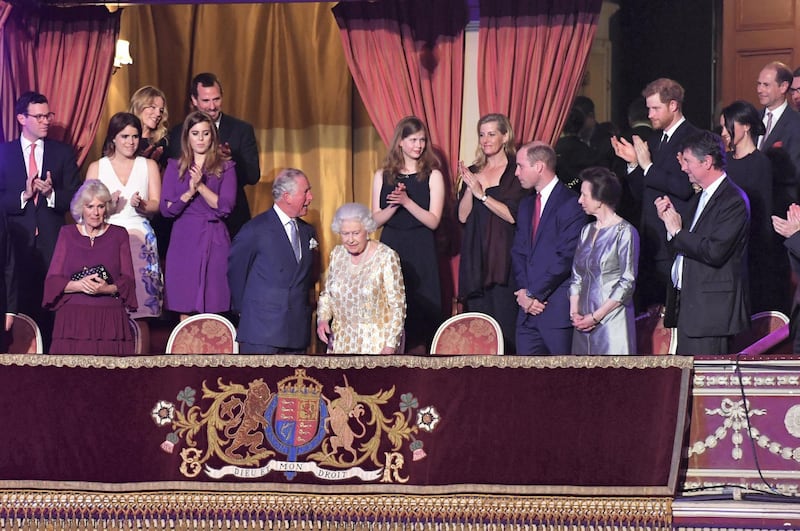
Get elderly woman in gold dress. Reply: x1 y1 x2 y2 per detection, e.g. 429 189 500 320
317 203 406 354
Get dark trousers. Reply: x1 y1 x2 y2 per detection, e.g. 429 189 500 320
515 314 572 355
676 330 730 355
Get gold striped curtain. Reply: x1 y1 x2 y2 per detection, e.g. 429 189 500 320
93 2 384 270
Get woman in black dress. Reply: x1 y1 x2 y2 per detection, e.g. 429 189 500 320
720 100 787 313
457 114 527 353
371 116 445 353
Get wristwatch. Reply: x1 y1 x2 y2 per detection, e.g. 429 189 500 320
479 194 488 203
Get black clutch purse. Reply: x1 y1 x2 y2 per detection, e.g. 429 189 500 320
71 264 113 285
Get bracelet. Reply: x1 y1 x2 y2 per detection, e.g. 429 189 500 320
591 313 600 325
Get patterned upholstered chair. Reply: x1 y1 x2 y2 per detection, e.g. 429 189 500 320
732 311 790 355
165 313 238 354
430 312 504 355
635 305 677 355
4 313 44 354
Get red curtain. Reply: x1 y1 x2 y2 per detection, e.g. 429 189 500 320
0 5 119 163
478 0 602 146
332 0 466 182
333 0 468 316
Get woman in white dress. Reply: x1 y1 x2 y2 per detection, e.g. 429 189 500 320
86 112 163 352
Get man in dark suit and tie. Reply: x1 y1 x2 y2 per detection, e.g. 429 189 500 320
511 142 585 355
0 91 80 347
228 168 318 354
655 131 750 355
168 72 261 238
756 61 800 216
772 202 800 353
612 78 698 309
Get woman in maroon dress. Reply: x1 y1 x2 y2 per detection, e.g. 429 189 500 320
43 180 137 355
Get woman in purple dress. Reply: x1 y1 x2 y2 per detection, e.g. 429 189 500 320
160 111 236 320
43 180 137 355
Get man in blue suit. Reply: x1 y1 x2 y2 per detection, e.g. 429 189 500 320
0 91 80 348
511 142 586 354
228 168 318 354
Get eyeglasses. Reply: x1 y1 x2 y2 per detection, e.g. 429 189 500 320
25 112 55 122
790 87 800 94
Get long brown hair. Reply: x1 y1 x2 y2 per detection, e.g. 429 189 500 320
381 116 440 186
178 111 224 178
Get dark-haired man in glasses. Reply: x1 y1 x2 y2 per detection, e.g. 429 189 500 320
0 91 80 351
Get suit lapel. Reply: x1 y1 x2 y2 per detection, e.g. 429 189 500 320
532 182 562 249
692 179 728 231
217 114 231 144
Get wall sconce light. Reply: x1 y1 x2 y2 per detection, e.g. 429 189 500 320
112 39 133 74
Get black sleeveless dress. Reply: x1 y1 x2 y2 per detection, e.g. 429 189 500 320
379 173 442 351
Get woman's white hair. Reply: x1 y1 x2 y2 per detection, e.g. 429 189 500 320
331 202 377 233
70 179 112 223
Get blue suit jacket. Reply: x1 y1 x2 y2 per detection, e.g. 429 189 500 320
0 138 81 266
228 208 318 350
511 180 585 329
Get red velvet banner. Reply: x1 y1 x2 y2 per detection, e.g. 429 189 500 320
0 355 690 497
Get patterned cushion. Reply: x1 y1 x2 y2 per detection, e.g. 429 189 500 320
433 316 500 355
169 319 235 354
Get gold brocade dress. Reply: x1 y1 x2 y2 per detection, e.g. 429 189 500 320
317 242 406 354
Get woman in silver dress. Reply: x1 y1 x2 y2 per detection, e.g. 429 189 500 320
569 167 639 354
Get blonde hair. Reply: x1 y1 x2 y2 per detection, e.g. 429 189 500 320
129 86 169 144
472 113 516 171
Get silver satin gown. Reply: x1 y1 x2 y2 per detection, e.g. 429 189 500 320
569 220 639 355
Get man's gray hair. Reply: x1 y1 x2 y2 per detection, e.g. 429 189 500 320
331 202 377 233
272 168 306 201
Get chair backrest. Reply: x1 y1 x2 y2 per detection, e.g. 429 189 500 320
732 311 790 354
128 317 142 355
635 305 677 355
430 312 504 355
165 314 238 354
5 313 43 354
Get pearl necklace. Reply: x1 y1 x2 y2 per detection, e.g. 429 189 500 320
83 223 108 246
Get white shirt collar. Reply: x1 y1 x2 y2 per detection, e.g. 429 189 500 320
765 100 787 126
537 175 559 211
662 116 686 141
702 173 727 199
273 204 293 226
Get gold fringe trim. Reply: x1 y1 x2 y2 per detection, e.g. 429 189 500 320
0 354 694 370
0 491 672 531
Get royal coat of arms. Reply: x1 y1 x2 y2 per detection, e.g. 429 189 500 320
150 369 440 483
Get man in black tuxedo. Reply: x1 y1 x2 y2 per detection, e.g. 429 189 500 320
0 92 81 348
756 61 800 216
655 131 750 355
168 72 261 238
611 78 697 309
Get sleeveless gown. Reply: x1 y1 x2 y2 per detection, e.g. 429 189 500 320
97 156 163 318
379 172 442 351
